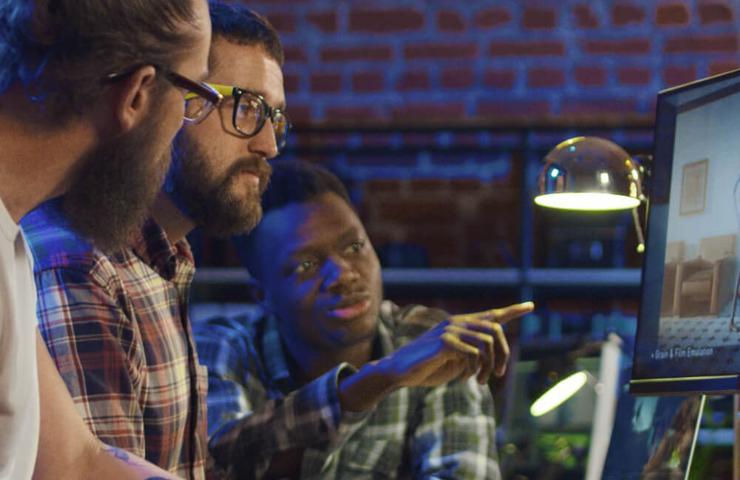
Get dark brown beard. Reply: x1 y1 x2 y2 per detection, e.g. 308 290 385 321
166 132 272 237
61 112 170 253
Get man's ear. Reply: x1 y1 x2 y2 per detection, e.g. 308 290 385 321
107 65 159 134
246 276 268 305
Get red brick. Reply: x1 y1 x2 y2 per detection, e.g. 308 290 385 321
284 73 300 94
283 46 307 63
310 73 342 93
437 10 465 32
286 104 311 124
664 34 737 53
662 65 696 86
267 13 297 33
364 179 405 195
560 98 640 116
699 3 733 24
527 67 565 88
617 66 651 85
523 7 557 29
575 65 607 87
450 179 484 193
489 40 565 56
441 67 475 89
324 106 384 122
405 229 461 267
404 224 459 246
408 179 449 193
583 38 650 54
352 72 384 92
397 70 430 91
477 99 551 118
656 3 690 25
709 60 740 76
402 132 438 147
475 7 512 28
357 133 396 148
612 4 646 25
391 102 467 121
449 133 482 148
346 152 419 168
483 69 516 88
574 5 599 28
308 12 337 32
303 133 351 149
320 45 393 62
405 43 478 60
473 198 519 231
349 8 424 33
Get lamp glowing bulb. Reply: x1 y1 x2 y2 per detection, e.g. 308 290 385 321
534 192 640 211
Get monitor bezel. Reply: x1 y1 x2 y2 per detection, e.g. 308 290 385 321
629 67 740 395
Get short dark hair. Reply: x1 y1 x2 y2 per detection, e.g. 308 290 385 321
208 2 284 66
0 0 200 119
234 160 352 280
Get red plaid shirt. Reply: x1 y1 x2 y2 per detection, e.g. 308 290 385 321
22 202 208 480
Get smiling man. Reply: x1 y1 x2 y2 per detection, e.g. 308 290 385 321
21 3 284 479
196 160 534 479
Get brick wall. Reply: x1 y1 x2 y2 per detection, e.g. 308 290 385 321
237 0 740 124
197 1 740 270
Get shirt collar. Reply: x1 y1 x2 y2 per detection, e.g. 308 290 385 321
0 196 19 242
259 312 393 394
260 314 296 393
130 218 194 280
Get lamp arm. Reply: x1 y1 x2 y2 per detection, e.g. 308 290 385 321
632 208 646 254
632 154 652 254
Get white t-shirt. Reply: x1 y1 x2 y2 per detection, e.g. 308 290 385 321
0 197 39 480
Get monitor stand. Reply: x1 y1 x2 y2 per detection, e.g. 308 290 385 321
734 395 739 480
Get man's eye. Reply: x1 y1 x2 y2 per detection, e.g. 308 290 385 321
349 240 365 253
295 259 316 274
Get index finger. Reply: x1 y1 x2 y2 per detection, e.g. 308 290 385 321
453 301 534 325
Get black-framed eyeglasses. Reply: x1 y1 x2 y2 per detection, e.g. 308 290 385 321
208 83 290 152
104 64 222 125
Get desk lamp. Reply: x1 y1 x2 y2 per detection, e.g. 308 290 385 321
534 136 648 252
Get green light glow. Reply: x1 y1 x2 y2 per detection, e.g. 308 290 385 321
530 371 589 417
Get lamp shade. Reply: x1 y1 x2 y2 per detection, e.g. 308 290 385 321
534 136 643 211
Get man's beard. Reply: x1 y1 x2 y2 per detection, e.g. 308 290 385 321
166 132 272 237
61 114 170 253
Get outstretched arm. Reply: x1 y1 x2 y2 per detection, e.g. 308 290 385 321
207 302 532 476
338 302 533 412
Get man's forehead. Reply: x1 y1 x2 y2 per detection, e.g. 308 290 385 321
209 39 285 103
260 198 360 257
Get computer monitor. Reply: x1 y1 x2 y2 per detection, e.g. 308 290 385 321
631 68 740 394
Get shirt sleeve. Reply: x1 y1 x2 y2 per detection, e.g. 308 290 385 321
197 324 369 478
34 264 146 457
409 378 501 480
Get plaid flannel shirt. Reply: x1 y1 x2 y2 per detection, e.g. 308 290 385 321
22 202 209 480
195 300 500 479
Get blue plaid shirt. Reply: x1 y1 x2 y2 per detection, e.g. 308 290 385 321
195 300 500 479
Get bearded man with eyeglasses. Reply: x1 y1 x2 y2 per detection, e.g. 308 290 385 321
0 0 217 479
20 2 285 479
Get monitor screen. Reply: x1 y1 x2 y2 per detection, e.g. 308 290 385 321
631 69 740 394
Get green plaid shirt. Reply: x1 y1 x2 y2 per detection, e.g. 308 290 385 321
195 301 500 479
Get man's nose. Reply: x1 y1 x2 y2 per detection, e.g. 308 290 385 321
247 120 279 160
323 256 359 292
